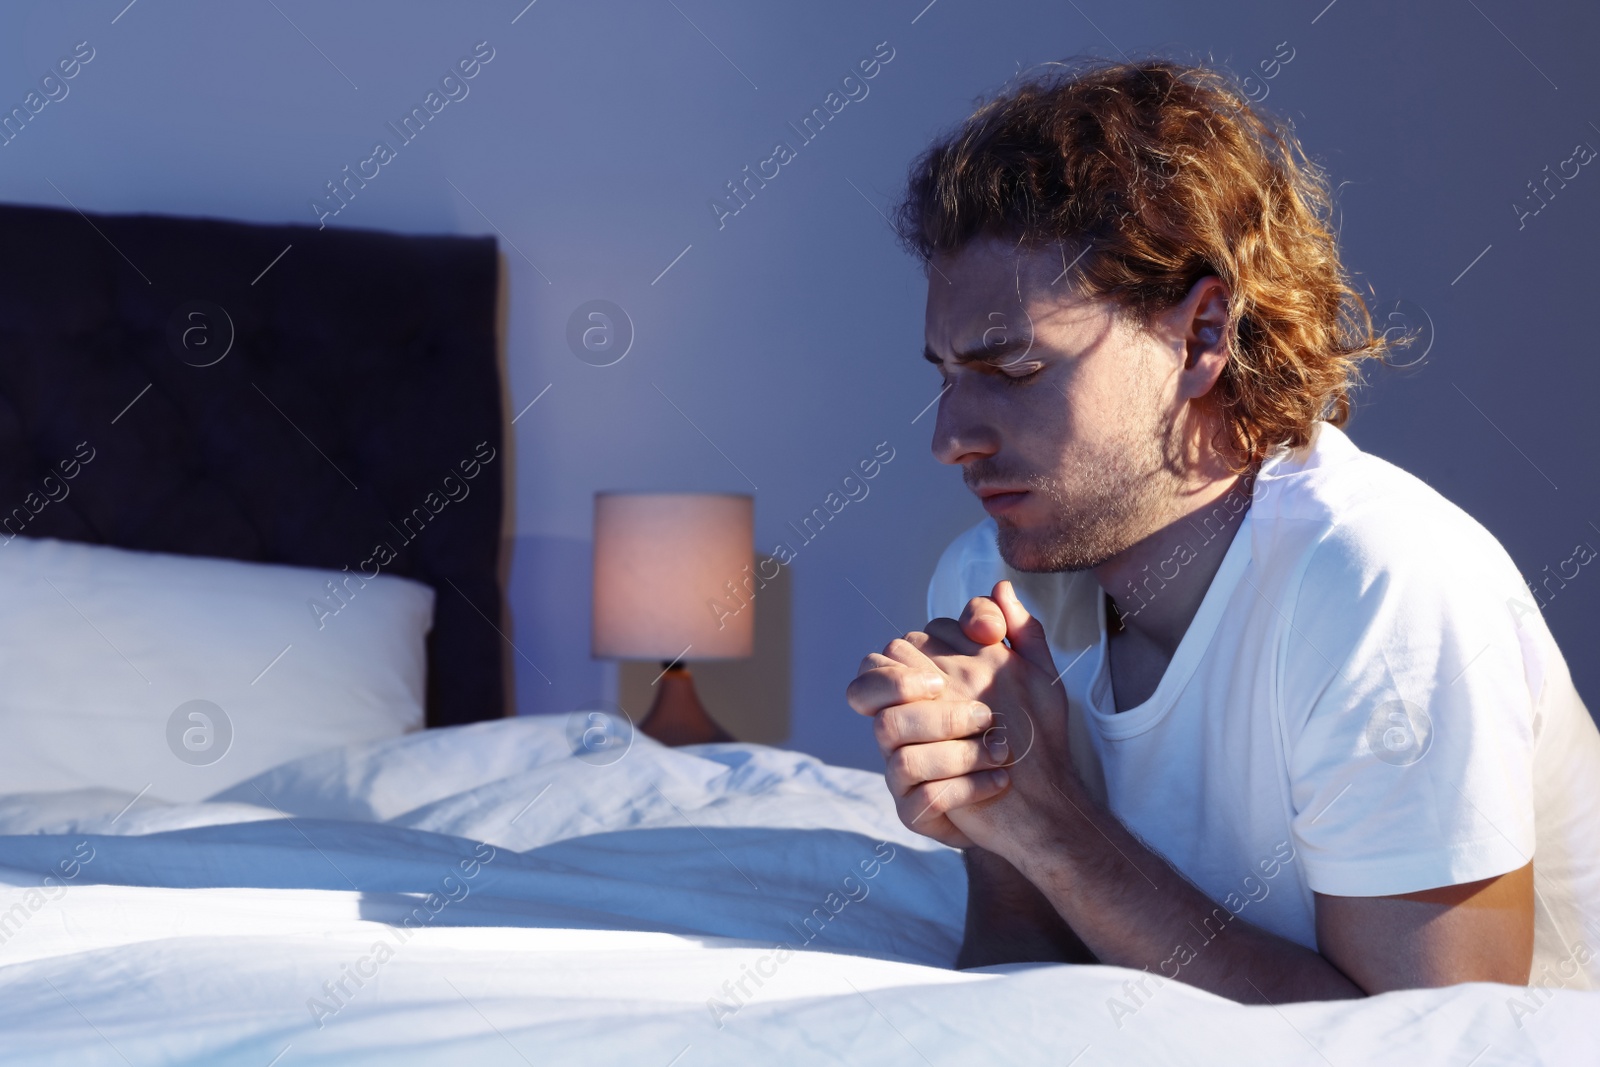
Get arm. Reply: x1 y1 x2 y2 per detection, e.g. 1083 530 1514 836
1012 771 1364 1002
873 581 1535 1001
1316 865 1534 990
847 591 1347 991
957 845 1096 969
1013 776 1531 999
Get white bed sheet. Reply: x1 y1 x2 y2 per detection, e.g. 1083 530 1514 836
0 717 1592 1065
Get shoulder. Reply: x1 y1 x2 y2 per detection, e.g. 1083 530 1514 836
1253 423 1524 607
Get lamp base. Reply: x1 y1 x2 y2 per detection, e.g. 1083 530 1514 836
639 664 734 746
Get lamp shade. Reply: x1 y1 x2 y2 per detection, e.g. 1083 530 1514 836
592 492 754 661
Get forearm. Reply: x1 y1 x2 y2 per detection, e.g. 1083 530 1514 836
1009 781 1364 1003
956 845 1096 969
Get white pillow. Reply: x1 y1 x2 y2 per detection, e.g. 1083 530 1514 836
0 537 434 802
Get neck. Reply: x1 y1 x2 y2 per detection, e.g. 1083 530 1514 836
1094 469 1253 655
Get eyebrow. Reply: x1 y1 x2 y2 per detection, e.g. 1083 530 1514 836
923 338 1037 366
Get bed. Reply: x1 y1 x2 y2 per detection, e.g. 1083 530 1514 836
0 205 1592 1065
1 721 1592 1065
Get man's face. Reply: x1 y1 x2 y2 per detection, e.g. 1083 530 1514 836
923 234 1189 572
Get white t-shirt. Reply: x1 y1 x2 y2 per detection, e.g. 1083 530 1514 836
927 421 1600 991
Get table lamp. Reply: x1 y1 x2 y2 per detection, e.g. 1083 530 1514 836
592 492 753 746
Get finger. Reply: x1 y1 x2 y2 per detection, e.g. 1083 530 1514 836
899 770 1011 829
897 630 964 661
924 616 984 656
958 597 1008 647
879 635 941 673
978 709 1026 766
895 807 974 850
994 580 1057 675
855 651 896 676
846 665 947 718
874 699 992 753
885 738 1010 796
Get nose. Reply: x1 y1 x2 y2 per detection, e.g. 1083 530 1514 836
930 378 999 468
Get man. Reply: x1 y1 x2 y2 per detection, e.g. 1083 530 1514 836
846 59 1600 1002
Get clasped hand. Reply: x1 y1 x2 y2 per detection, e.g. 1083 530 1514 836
845 581 1074 855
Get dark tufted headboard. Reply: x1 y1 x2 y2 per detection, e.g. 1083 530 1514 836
0 202 508 728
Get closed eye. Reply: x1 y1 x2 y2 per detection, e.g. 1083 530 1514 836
923 342 1046 383
993 358 1044 383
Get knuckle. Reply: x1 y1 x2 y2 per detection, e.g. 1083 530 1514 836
893 746 923 786
866 676 900 712
894 667 926 701
873 708 900 749
903 784 938 820
885 750 911 791
898 795 928 828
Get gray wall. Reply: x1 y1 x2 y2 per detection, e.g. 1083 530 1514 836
4 0 1595 770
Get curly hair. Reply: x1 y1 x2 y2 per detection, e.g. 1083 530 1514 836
893 58 1398 472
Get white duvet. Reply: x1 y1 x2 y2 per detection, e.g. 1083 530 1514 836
0 717 1592 1065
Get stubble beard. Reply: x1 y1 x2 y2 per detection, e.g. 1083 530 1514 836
985 416 1176 574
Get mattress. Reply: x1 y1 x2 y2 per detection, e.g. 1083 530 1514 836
0 717 1591 1065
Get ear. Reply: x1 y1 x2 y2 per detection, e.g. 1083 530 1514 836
1173 276 1231 400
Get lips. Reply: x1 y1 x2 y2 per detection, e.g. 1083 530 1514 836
977 488 1029 516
